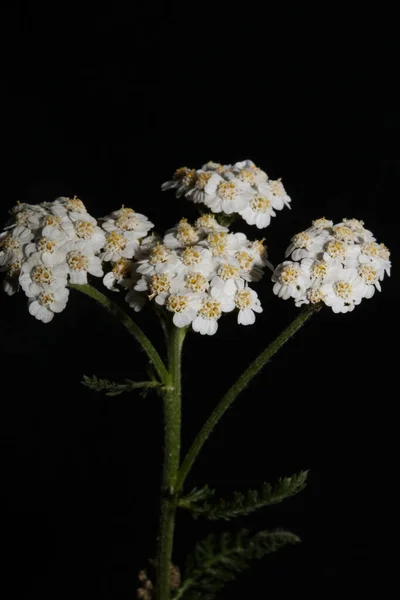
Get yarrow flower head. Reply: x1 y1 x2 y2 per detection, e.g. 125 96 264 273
272 217 391 313
0 198 155 322
123 216 267 335
161 159 291 229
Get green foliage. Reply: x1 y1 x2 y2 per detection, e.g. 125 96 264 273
173 529 300 600
82 374 161 397
179 471 308 521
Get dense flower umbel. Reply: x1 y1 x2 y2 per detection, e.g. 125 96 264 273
161 159 291 229
0 199 154 322
272 218 391 313
124 216 267 334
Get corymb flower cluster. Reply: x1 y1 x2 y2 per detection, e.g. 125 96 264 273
0 197 153 322
124 214 268 335
162 159 291 229
272 218 391 313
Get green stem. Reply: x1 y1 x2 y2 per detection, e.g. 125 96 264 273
68 283 168 383
156 325 187 600
176 305 317 493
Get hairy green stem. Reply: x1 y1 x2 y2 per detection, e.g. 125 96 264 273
156 325 187 600
176 305 317 493
68 283 168 383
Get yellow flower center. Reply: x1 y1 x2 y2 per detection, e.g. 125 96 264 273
32 265 53 284
248 239 267 257
150 244 170 265
199 299 222 319
176 224 199 246
235 289 252 309
361 242 380 257
66 196 86 213
8 261 21 276
217 182 238 200
149 274 170 299
343 218 365 230
75 221 95 239
293 232 311 249
196 171 212 189
41 215 61 227
0 234 19 250
311 261 328 278
166 294 189 313
67 251 89 271
185 272 208 292
195 214 218 229
235 251 253 270
251 195 271 213
112 258 132 277
333 226 355 243
269 179 285 196
181 247 202 266
238 169 256 184
15 211 30 226
279 264 300 284
358 265 377 283
333 281 352 299
218 264 239 281
208 232 228 257
325 240 346 258
116 215 139 231
312 217 332 229
38 291 55 307
307 288 324 304
378 243 390 260
105 231 127 251
37 237 57 253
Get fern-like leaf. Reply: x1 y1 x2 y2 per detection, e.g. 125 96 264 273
178 485 215 509
173 529 299 600
82 374 161 397
180 471 308 521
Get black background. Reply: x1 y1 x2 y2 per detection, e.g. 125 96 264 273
1 4 399 598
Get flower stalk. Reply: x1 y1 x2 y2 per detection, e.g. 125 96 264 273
155 324 187 600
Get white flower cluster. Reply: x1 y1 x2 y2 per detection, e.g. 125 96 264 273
161 160 291 229
272 217 391 313
124 214 268 335
0 198 154 322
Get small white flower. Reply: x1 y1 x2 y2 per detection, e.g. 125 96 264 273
194 213 228 234
267 179 291 210
192 296 228 336
136 243 180 276
101 206 154 241
27 287 70 323
135 273 173 306
0 226 34 266
24 225 69 266
19 253 68 296
166 292 204 328
99 231 138 262
210 261 248 298
272 261 311 300
176 245 217 278
66 245 103 284
319 268 366 313
203 174 254 214
161 167 197 197
164 218 200 249
357 241 391 279
234 284 263 325
285 230 329 261
49 195 88 216
239 193 277 229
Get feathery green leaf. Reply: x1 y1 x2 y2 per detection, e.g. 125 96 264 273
179 471 308 520
173 529 300 600
82 374 161 397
